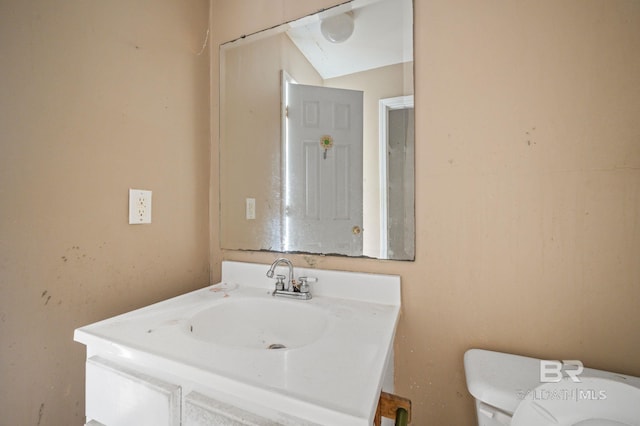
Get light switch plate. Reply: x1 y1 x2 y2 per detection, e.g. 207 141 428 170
246 198 256 220
129 189 152 224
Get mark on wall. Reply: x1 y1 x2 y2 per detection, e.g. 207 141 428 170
41 290 51 305
303 255 318 268
61 245 96 264
37 402 44 425
525 126 537 146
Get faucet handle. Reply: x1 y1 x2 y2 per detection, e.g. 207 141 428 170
274 274 286 291
298 276 317 294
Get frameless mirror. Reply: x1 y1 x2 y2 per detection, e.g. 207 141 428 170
220 0 414 260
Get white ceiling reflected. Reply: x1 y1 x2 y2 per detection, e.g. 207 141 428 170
285 0 413 80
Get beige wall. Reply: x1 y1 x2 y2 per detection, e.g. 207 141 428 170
0 0 210 424
212 0 640 424
1 0 637 424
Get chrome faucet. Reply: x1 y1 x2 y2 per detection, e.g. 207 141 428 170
266 258 315 300
266 257 295 290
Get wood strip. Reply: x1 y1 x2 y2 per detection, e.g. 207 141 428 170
378 391 412 424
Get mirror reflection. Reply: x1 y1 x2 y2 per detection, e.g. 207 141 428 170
220 0 414 260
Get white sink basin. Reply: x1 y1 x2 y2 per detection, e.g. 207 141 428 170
183 298 329 350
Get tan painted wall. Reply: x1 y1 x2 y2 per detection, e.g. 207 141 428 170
2 0 636 424
0 0 210 424
211 0 640 424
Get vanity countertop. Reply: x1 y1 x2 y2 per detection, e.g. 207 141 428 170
74 261 401 425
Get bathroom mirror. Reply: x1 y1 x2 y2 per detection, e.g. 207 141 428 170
220 0 414 260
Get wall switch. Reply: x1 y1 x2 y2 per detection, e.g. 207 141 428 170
246 198 256 220
129 189 152 224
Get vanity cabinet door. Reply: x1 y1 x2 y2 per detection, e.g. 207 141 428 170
85 356 181 426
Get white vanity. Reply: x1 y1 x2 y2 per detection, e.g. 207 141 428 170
74 261 401 426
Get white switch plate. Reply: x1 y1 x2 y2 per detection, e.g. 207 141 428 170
129 189 152 224
246 198 256 220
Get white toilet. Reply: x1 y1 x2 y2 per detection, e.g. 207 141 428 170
464 349 640 426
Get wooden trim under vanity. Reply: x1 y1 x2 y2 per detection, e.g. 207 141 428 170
375 391 412 425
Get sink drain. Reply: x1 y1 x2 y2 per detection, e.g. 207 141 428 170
267 343 287 350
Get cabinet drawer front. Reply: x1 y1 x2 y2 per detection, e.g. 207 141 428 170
184 392 278 426
183 392 323 426
86 356 180 426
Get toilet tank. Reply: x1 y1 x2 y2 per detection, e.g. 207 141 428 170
464 349 542 426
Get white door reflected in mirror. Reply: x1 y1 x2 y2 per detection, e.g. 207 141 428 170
284 82 364 255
